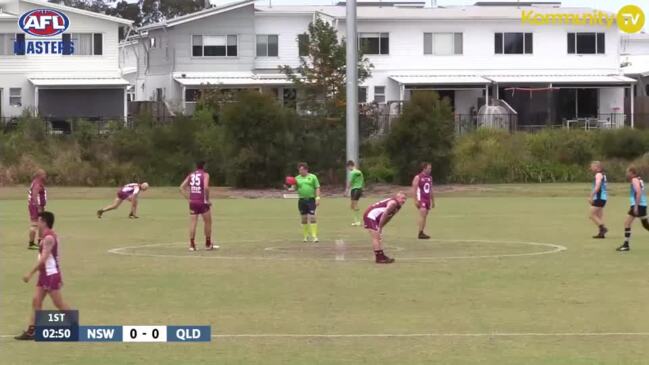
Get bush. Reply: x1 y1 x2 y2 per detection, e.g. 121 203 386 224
385 92 455 184
220 91 299 188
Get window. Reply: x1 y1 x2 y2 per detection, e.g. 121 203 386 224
185 89 201 103
495 32 533 54
567 32 605 54
359 33 389 55
0 33 19 55
192 35 237 57
374 86 385 103
298 34 309 57
9 88 21 107
358 87 367 103
69 33 102 55
423 33 463 55
256 34 278 57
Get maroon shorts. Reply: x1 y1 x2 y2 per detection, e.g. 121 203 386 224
117 191 132 200
28 205 41 222
418 200 431 210
363 216 380 231
37 273 63 291
189 201 210 215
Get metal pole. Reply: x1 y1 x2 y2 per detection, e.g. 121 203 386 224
631 84 635 128
346 0 358 165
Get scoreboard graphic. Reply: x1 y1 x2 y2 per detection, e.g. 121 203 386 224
35 310 211 343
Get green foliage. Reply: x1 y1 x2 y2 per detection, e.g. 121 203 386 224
280 17 373 118
385 91 455 184
219 92 298 188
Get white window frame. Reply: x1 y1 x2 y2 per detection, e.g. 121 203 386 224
359 32 389 55
9 88 22 107
374 86 386 103
69 33 103 56
568 32 605 55
191 34 238 58
256 34 279 57
495 32 533 55
423 32 463 56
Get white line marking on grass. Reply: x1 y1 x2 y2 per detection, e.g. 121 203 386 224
4 332 649 339
335 239 345 261
108 239 567 262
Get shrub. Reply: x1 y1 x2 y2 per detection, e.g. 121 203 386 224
385 91 455 184
220 91 299 188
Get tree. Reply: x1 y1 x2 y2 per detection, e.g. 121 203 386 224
220 91 298 188
385 91 456 184
280 17 373 118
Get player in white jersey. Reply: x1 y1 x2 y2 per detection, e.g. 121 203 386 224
363 192 407 264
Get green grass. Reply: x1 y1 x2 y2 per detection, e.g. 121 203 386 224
3 184 649 364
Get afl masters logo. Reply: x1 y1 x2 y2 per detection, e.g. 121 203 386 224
18 9 70 37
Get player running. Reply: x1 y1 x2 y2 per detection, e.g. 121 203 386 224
345 160 365 226
180 161 216 251
15 211 72 340
97 182 149 219
588 161 608 239
617 166 649 252
27 169 47 250
363 192 407 264
412 162 435 239
292 162 320 242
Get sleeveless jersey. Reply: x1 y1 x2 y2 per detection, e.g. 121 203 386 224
364 198 401 223
630 177 648 207
593 172 607 201
28 178 47 207
39 229 60 276
416 173 433 203
188 169 207 203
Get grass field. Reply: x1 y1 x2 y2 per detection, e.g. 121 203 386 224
3 184 649 364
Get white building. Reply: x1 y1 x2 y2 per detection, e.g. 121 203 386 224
122 0 636 129
0 0 132 123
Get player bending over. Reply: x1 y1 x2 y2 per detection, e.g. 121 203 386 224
15 211 71 340
27 169 47 250
363 192 407 264
412 162 435 239
345 160 365 226
97 182 149 219
617 166 649 252
292 162 321 242
588 161 608 239
180 161 216 251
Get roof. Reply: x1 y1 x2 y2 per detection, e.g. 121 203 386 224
485 74 636 84
388 72 636 85
390 75 490 85
21 0 132 25
256 5 610 21
173 72 292 86
139 0 254 31
29 77 130 87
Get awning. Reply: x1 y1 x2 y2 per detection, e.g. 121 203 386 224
29 77 130 87
486 75 636 84
390 75 490 85
173 72 293 86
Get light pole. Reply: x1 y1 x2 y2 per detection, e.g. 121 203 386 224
345 0 358 165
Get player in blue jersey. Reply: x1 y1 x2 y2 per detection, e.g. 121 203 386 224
617 166 649 252
588 161 608 239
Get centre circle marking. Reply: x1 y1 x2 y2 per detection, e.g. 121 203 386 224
108 239 567 262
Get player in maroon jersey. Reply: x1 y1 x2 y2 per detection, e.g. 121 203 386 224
363 192 407 264
180 161 216 251
97 182 149 219
27 169 47 250
15 211 72 340
412 162 435 239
